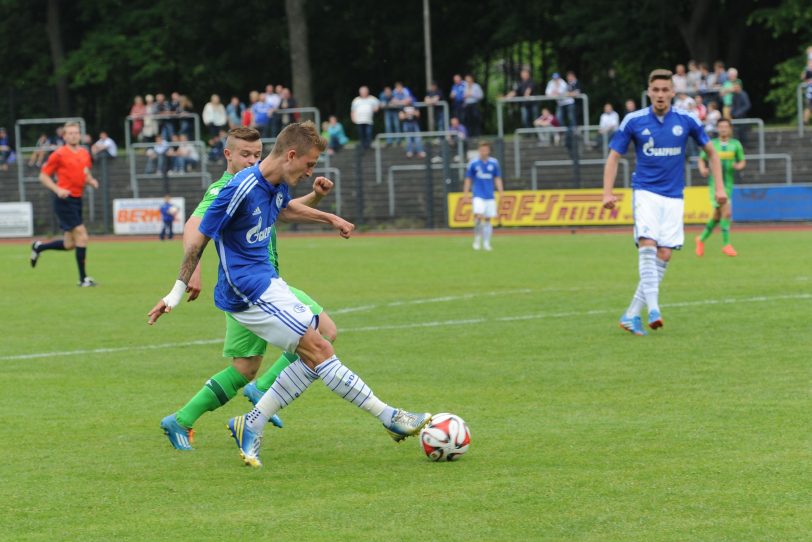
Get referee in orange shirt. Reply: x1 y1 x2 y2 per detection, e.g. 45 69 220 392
30 121 100 286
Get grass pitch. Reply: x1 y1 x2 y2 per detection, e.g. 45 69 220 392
0 228 809 541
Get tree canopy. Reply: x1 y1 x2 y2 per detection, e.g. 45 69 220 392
0 0 808 138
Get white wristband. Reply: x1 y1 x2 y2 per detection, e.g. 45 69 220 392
162 280 187 309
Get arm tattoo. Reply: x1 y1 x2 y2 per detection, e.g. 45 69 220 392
177 239 208 283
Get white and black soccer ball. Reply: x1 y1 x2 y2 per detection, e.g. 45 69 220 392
420 413 471 461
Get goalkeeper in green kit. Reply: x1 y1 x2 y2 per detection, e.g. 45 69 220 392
154 127 339 450
695 118 746 257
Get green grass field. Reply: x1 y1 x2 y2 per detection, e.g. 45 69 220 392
1 228 810 541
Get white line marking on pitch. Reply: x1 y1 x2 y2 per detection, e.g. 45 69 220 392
330 289 533 314
1 293 808 361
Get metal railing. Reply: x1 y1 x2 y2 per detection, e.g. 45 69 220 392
730 118 765 173
686 153 793 186
380 100 450 131
797 82 807 137
14 117 87 202
386 162 465 216
124 113 201 150
530 158 629 190
374 130 465 184
127 141 210 197
497 94 591 144
310 167 342 215
511 125 609 178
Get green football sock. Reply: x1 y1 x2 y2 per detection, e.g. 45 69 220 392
720 219 731 244
700 218 718 241
175 366 249 428
255 351 298 392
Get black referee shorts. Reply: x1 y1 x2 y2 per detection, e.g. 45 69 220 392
54 195 84 231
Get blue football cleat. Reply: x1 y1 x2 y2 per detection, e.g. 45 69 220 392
242 382 283 428
227 415 263 467
619 314 647 336
384 409 431 443
161 413 194 451
648 309 664 330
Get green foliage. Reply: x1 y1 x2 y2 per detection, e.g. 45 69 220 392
0 231 811 540
764 55 807 122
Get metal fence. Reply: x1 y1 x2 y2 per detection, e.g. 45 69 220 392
497 94 591 144
374 130 465 184
127 140 211 197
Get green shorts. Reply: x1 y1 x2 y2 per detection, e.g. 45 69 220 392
710 184 734 209
222 285 324 358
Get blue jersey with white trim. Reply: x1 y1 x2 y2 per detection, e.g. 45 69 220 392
465 157 501 199
199 164 291 312
610 106 709 199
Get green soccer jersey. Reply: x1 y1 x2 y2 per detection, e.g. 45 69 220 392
700 137 744 190
192 172 280 273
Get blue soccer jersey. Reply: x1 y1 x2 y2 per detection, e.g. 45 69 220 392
466 158 501 199
610 106 709 199
199 164 291 312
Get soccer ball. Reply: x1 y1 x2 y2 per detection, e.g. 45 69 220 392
419 413 471 461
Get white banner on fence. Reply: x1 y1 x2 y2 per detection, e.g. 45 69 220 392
113 197 186 235
0 202 34 238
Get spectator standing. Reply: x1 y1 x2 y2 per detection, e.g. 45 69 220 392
391 82 414 111
449 74 466 122
545 73 572 129
424 81 445 131
672 64 688 93
178 94 195 137
265 84 282 137
251 92 271 137
731 85 751 145
350 85 380 150
504 68 537 128
155 93 173 140
142 94 158 142
0 127 10 170
720 67 741 119
226 96 246 129
563 71 582 128
623 99 637 119
686 60 702 94
802 59 812 125
378 86 400 146
463 74 484 137
91 131 117 159
598 103 619 144
202 94 228 137
277 88 298 129
129 96 146 141
399 105 425 158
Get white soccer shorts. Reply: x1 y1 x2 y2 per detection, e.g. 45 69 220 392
472 197 497 218
632 189 685 249
229 277 315 354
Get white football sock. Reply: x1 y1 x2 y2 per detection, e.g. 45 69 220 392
483 222 493 244
245 359 318 433
627 257 668 317
314 356 395 424
638 246 659 313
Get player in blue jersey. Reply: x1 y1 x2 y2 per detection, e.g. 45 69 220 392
149 121 430 467
463 140 504 251
602 69 726 336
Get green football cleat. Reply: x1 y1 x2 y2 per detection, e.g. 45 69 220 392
384 409 432 443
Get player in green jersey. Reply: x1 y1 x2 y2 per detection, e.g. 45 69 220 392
695 118 746 257
155 127 340 450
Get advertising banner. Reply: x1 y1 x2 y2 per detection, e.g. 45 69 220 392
113 197 185 235
0 202 34 237
732 186 812 221
447 188 711 227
